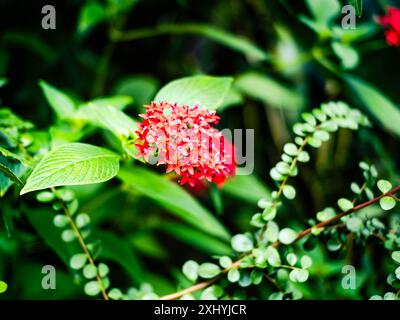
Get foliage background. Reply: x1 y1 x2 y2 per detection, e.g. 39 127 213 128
0 0 400 299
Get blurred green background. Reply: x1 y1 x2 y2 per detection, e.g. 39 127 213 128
0 0 400 299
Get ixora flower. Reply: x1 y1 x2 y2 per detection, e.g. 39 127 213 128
134 101 236 188
378 6 400 46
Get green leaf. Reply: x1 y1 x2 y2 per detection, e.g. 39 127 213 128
306 0 340 24
349 0 363 17
78 1 107 33
282 185 296 200
379 197 396 211
283 143 298 156
182 260 199 282
84 281 101 296
200 285 223 300
79 95 133 110
95 231 143 284
346 217 364 232
286 253 297 266
118 166 230 240
301 255 312 269
222 173 270 204
197 263 221 279
154 75 233 110
70 253 87 270
219 256 232 269
391 251 400 264
377 180 392 194
0 281 7 293
332 42 359 70
0 78 7 87
25 208 75 265
77 104 137 139
278 228 297 245
337 198 354 211
112 75 159 108
344 75 400 138
231 234 253 252
21 143 120 194
108 288 123 300
83 265 97 279
289 269 309 283
227 269 240 283
235 72 304 110
160 222 231 255
39 80 76 119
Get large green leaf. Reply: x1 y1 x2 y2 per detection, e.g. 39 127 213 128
222 173 270 204
118 166 230 240
77 104 137 139
0 156 26 197
154 75 233 110
306 0 340 24
96 231 143 284
235 72 304 110
39 80 76 119
20 143 120 194
112 75 159 108
160 222 231 255
25 208 76 265
79 96 133 111
344 75 400 137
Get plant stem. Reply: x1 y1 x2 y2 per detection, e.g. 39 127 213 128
52 188 109 300
160 184 400 300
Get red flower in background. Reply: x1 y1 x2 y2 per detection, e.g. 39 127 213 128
135 101 236 188
378 6 400 46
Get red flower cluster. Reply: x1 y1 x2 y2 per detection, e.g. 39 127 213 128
378 6 400 46
135 101 236 188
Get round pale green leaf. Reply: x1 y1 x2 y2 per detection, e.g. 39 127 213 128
98 263 109 278
36 191 55 203
20 143 120 195
350 182 361 194
0 281 7 293
61 229 76 242
182 260 199 282
391 251 400 264
300 255 312 269
297 151 310 163
108 288 123 300
76 213 90 228
84 281 101 296
379 197 396 211
53 214 69 228
282 185 296 200
337 198 354 211
198 263 221 279
286 253 297 266
266 246 281 266
83 264 97 279
263 221 279 243
283 143 298 156
278 228 297 245
231 234 253 252
289 269 309 283
227 269 240 283
70 253 87 270
377 180 392 194
219 256 232 269
346 217 364 232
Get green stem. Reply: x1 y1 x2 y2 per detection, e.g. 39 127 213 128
52 188 109 300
